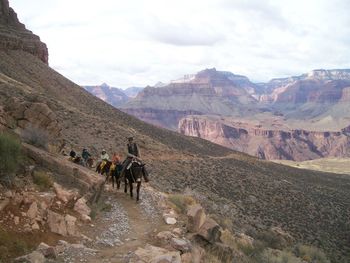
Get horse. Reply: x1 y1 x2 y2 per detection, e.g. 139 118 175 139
106 163 123 189
96 160 112 177
85 157 94 168
123 158 149 201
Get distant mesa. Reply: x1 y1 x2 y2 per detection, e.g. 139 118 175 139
83 84 144 107
118 67 350 161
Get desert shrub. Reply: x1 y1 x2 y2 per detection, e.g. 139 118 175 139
0 228 28 261
257 230 287 250
258 249 302 263
32 171 53 191
294 245 330 263
21 125 49 150
168 194 196 213
0 133 21 182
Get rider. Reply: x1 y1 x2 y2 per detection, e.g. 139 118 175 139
100 149 110 170
125 137 149 182
69 149 76 161
82 148 91 166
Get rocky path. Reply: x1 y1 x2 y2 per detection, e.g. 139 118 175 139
78 184 170 263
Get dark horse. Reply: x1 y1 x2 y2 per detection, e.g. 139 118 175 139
123 158 149 201
96 160 112 177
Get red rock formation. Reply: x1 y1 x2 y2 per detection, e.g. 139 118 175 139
179 116 350 161
0 0 48 64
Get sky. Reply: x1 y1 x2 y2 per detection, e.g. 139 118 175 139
10 0 350 88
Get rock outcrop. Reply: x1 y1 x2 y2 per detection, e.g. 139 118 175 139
0 0 48 64
83 83 130 107
179 116 350 161
121 68 258 129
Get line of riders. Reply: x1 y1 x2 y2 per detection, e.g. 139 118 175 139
67 137 149 201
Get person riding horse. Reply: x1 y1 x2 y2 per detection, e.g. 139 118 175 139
122 137 149 182
100 149 110 171
82 148 91 166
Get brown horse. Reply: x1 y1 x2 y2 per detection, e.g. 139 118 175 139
106 163 123 189
123 158 149 201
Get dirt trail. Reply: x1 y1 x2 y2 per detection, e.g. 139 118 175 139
84 185 170 263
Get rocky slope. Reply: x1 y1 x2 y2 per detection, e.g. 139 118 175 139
0 3 350 262
179 115 350 161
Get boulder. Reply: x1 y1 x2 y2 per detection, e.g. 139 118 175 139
0 198 9 211
27 202 38 219
65 214 77 236
14 216 20 225
133 244 181 263
187 204 206 232
197 218 221 244
170 237 192 252
53 183 78 203
156 231 174 245
47 210 77 236
36 242 57 259
31 222 40 230
14 251 45 263
73 197 91 221
163 214 177 225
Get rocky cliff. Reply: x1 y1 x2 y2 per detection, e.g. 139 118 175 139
83 83 130 107
0 0 48 64
179 116 350 161
121 68 258 129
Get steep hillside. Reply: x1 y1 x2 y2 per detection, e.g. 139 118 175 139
0 2 350 262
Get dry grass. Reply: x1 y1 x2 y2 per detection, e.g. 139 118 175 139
167 194 196 214
32 171 53 191
0 228 28 262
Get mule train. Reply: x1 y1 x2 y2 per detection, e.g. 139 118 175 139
96 155 149 201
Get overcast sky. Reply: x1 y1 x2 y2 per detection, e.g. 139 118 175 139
10 0 350 88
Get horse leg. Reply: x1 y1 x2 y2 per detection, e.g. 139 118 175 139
124 177 128 193
136 182 141 201
117 176 121 189
130 182 133 198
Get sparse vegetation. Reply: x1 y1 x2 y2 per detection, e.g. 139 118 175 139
167 194 196 213
259 249 303 263
32 170 53 191
0 133 21 184
0 228 28 262
21 125 49 150
294 244 330 263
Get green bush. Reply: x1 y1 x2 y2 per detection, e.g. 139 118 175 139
0 133 21 180
32 171 53 191
294 245 330 263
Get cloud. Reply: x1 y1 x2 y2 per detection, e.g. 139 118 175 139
9 0 350 87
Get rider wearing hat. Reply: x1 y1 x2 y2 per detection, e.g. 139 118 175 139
100 149 110 170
